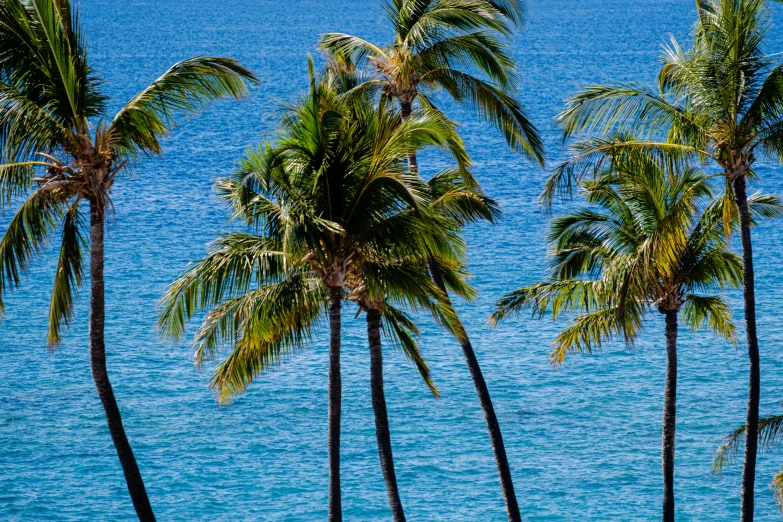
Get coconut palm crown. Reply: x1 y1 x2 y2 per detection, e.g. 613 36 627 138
319 0 544 165
492 156 750 364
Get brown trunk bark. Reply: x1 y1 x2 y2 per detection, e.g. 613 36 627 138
734 176 759 522
399 101 418 173
662 311 677 522
328 286 343 522
89 201 155 521
428 259 521 521
367 308 406 522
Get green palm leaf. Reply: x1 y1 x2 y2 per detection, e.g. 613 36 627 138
110 57 258 157
0 190 64 313
47 200 84 347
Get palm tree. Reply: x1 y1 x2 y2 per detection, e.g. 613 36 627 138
0 1 256 519
714 408 783 516
157 63 464 521
319 0 543 165
548 2 783 517
320 2 543 518
491 155 770 522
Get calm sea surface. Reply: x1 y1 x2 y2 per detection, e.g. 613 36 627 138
3 1 783 520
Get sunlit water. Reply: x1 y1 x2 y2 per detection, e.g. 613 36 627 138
3 1 783 520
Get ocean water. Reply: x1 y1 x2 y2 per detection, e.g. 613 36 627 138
2 0 783 520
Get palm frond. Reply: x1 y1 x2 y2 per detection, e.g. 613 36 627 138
382 303 439 397
0 189 64 313
197 275 326 401
422 68 543 163
110 57 257 157
2 0 106 125
0 82 68 162
157 233 289 342
549 306 634 366
0 160 50 208
427 167 501 225
681 294 735 341
713 414 783 473
491 279 604 325
543 136 701 206
47 200 85 347
318 32 388 65
772 468 783 515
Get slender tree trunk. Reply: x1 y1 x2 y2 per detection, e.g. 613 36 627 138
398 98 520 520
399 101 418 173
661 311 678 522
88 202 155 521
367 309 406 522
428 259 521 521
734 176 760 522
328 287 343 522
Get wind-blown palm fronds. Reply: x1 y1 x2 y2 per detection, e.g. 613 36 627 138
492 152 779 521
158 62 469 522
550 4 783 515
319 0 543 164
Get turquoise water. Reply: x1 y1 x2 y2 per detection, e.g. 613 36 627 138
3 0 783 520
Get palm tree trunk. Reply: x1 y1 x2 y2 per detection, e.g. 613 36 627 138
398 98 520 521
428 259 521 521
88 201 155 521
367 308 406 522
327 286 343 522
733 176 760 522
662 311 678 522
399 101 418 173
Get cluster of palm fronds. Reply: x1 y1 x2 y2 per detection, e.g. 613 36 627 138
154 0 544 518
5 0 783 520
491 0 783 520
0 0 540 521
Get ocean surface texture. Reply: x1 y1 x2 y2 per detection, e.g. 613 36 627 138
3 1 783 520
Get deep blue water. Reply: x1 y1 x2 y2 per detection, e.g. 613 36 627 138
3 0 783 520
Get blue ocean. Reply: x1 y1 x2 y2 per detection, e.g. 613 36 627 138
3 0 783 519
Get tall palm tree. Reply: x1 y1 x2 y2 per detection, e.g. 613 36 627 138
157 63 464 521
491 155 773 522
0 1 256 519
320 3 542 518
548 2 783 517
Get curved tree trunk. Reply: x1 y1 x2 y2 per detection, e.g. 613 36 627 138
367 308 406 522
428 259 521 521
328 287 343 522
662 311 678 522
734 177 760 522
399 98 521 521
89 202 155 521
